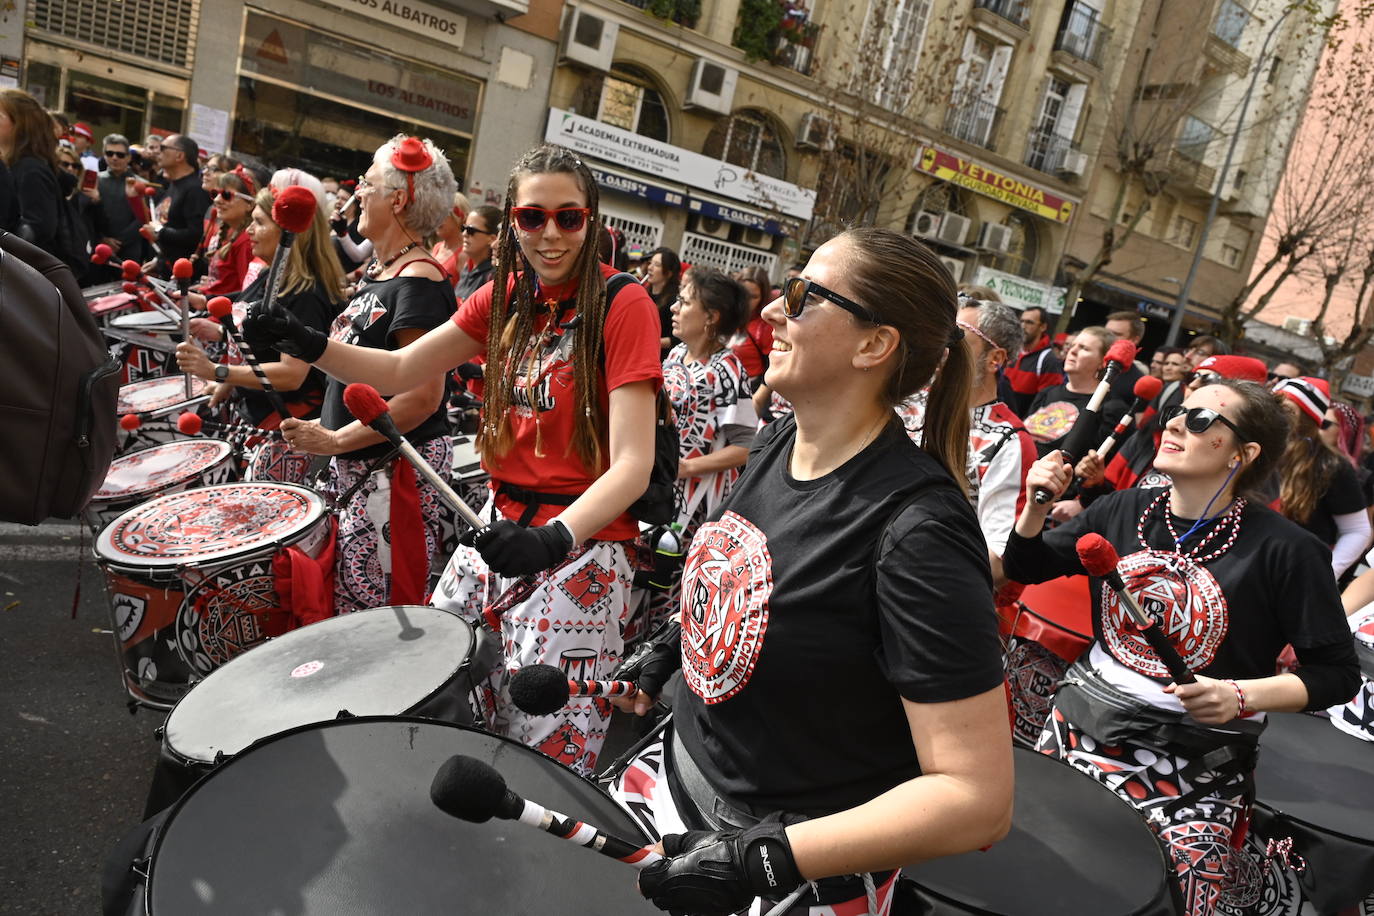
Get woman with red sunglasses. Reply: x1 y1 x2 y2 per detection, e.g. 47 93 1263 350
997 379 1358 916
253 143 661 775
197 166 262 296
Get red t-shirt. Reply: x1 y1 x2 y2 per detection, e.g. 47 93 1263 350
453 263 662 541
200 230 254 296
731 317 774 379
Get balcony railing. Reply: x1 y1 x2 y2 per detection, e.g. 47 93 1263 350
619 0 700 29
1024 127 1076 173
1054 0 1111 67
972 0 1031 30
945 95 1006 151
771 30 815 75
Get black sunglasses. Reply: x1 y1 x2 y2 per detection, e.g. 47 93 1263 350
782 277 883 325
104 150 129 158
1160 404 1250 442
460 225 493 236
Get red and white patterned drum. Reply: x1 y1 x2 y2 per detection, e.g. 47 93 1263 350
242 438 313 485
111 310 179 336
87 290 139 327
1003 575 1094 748
108 310 181 384
115 375 211 455
94 483 332 709
84 439 238 532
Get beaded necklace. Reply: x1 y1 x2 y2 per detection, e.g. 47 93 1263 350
1135 487 1246 564
365 241 418 279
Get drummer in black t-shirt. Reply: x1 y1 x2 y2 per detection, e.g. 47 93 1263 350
998 378 1359 916
611 228 1012 916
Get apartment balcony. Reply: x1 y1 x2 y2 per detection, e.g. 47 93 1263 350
1166 149 1217 196
1053 1 1111 69
972 0 1031 31
618 0 701 29
771 30 815 76
944 96 1006 151
1024 127 1081 176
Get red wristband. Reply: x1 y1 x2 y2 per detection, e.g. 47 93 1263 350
1223 678 1247 716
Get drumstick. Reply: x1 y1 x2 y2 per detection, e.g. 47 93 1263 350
430 755 662 868
509 664 637 716
1076 534 1196 684
260 187 317 315
207 297 292 423
173 258 195 398
119 262 183 324
1033 340 1137 505
342 383 485 532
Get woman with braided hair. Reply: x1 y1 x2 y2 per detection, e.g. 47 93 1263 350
253 143 661 775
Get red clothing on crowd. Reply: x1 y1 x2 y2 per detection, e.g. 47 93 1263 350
731 317 774 379
453 263 662 541
430 242 459 285
200 230 254 296
1004 333 1064 417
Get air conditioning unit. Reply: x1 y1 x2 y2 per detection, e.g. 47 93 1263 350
796 112 835 151
976 222 1013 253
1057 149 1089 178
939 256 967 283
911 209 942 238
1282 316 1313 336
685 58 738 116
694 215 731 240
937 212 972 247
740 227 772 249
560 8 618 72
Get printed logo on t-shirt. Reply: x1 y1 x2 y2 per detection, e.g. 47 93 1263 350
1099 549 1229 677
329 290 388 344
1137 470 1172 490
1024 401 1079 443
680 510 773 704
511 333 574 416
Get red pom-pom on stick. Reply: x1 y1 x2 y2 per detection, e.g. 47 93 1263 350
172 258 194 280
177 412 204 435
342 383 389 426
1075 533 1120 578
91 243 113 265
118 413 142 431
272 186 317 235
121 281 139 295
142 184 157 197
1134 375 1164 401
121 260 141 281
1104 340 1138 370
207 297 233 320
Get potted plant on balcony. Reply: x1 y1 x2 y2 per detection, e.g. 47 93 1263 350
648 0 701 28
734 0 785 61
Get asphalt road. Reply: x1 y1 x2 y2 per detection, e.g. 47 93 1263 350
0 519 161 915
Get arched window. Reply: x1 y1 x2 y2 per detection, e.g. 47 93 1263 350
906 180 967 234
572 64 670 142
702 110 786 179
1000 211 1039 278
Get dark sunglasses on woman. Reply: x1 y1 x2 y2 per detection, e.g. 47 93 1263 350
216 189 254 203
509 206 590 233
781 276 883 325
460 225 493 236
1160 404 1250 442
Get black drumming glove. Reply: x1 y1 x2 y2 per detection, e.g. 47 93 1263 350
456 361 484 381
242 302 329 363
638 816 804 915
474 519 574 577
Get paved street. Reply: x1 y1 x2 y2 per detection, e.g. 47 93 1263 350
0 519 161 915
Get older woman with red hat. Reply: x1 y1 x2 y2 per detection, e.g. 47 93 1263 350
268 135 459 614
1273 377 1370 578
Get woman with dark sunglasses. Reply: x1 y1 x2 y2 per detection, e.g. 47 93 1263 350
611 229 1012 916
453 204 501 302
997 379 1358 916
252 143 661 776
197 166 261 296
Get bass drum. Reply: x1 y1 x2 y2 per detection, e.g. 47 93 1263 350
144 605 488 816
136 717 660 914
1003 575 1093 748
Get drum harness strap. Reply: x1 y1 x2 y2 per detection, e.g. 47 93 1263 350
1355 638 1374 681
1057 659 1265 816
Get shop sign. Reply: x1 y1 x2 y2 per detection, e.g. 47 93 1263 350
315 0 466 45
1140 301 1172 320
916 146 1076 224
973 266 1067 315
1344 374 1374 398
688 197 790 236
589 166 685 207
241 12 480 136
546 108 815 221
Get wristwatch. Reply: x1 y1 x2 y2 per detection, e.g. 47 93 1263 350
214 364 230 382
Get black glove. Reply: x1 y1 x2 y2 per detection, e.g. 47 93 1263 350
638 817 804 915
242 302 329 362
456 361 484 381
473 519 574 577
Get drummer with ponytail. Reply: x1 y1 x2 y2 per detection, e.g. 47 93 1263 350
611 228 1012 916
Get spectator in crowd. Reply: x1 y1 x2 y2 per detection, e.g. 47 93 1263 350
454 204 500 302
429 192 470 288
95 133 148 268
1148 348 1167 378
730 265 774 386
1023 326 1127 457
1104 310 1149 397
1004 305 1064 417
645 246 682 355
197 167 259 296
58 145 103 279
145 133 212 274
47 109 69 141
1184 334 1228 368
1268 360 1302 387
0 89 66 256
70 121 98 172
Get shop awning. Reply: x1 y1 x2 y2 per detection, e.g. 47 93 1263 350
589 164 687 208
687 192 796 236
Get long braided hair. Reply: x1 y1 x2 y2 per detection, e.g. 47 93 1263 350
479 144 609 474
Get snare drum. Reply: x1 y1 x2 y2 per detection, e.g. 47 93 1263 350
115 375 211 455
242 436 314 484
134 717 658 914
108 310 181 383
84 438 237 533
94 482 332 709
1003 575 1093 747
903 748 1176 915
143 605 485 815
1247 711 1374 913
87 290 139 327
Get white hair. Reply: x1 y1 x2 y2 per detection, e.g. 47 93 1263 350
270 167 328 215
372 134 457 236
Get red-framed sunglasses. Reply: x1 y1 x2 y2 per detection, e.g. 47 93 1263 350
510 206 591 233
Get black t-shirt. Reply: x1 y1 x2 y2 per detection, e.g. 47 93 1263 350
1002 487 1356 702
1024 384 1128 457
1296 459 1366 546
236 274 339 426
674 414 1004 814
320 273 455 460
159 171 212 264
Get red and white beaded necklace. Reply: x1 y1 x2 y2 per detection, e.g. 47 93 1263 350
1135 487 1246 565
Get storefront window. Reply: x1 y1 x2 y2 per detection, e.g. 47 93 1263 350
703 111 786 179
65 70 151 147
573 65 669 142
25 61 61 109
